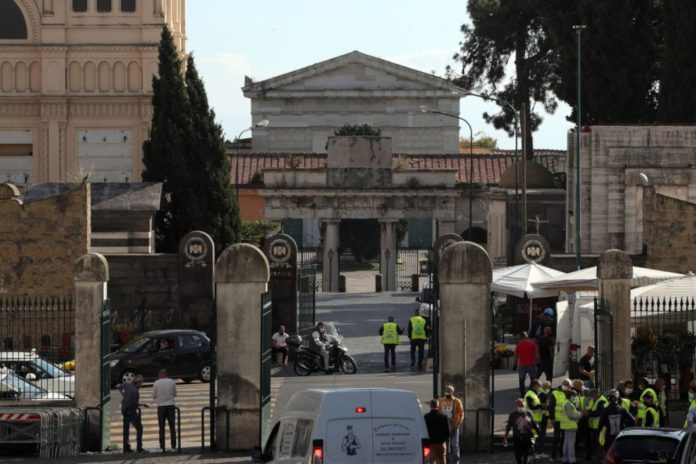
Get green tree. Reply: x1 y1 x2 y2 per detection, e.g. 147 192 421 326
334 123 381 136
143 27 241 252
184 53 240 249
657 0 696 122
544 0 660 124
452 0 557 160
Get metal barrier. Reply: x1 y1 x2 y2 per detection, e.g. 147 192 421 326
82 405 102 452
0 407 82 458
200 406 230 452
474 407 494 453
174 405 182 453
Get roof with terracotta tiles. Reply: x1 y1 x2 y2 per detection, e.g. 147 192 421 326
229 150 566 186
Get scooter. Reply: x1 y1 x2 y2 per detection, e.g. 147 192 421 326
289 333 357 376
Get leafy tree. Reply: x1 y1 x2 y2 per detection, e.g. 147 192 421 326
544 0 659 125
452 0 557 160
334 123 381 136
459 134 498 151
240 220 280 247
657 0 696 122
143 27 241 252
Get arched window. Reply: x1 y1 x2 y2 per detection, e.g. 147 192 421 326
0 0 28 39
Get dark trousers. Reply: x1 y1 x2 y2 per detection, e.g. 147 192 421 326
539 360 553 382
410 340 425 367
383 344 396 368
122 409 143 451
157 405 176 450
272 346 288 364
577 417 590 458
535 416 548 453
513 438 532 464
551 420 563 459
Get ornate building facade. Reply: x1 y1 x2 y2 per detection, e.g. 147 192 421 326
0 0 185 185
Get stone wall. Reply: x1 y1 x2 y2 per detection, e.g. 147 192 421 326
643 192 696 273
0 182 89 297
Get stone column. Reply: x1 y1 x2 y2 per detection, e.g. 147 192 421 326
215 244 270 450
439 241 492 451
178 231 215 331
437 220 457 236
263 233 298 332
322 219 340 292
379 219 398 291
74 252 110 451
597 249 632 388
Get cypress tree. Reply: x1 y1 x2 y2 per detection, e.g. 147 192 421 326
184 53 240 250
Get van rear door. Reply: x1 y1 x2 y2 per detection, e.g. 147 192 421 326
553 300 570 378
370 390 423 464
323 390 374 463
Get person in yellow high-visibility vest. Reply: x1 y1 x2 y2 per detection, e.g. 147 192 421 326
637 377 657 426
655 378 668 427
684 385 696 428
587 389 609 460
525 380 546 456
549 379 571 460
379 315 403 372
408 308 428 370
560 389 584 464
642 392 660 428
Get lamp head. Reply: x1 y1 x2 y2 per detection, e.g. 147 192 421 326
256 119 270 128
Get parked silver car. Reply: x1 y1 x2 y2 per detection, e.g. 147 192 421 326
0 351 74 397
0 367 70 401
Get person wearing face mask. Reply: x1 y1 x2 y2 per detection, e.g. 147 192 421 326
438 385 463 464
549 379 571 461
560 389 583 464
642 392 660 428
524 380 545 457
683 385 696 428
619 380 640 417
504 398 540 464
598 390 635 453
536 381 552 457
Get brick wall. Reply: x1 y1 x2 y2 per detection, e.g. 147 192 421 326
0 182 89 297
644 192 696 273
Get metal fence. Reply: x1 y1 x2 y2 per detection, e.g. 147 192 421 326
298 264 316 334
631 296 696 400
396 249 430 292
594 299 613 392
299 247 322 292
0 297 74 401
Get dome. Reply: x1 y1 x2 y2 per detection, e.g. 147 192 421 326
499 160 556 189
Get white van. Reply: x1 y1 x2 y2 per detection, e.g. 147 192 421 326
553 291 597 379
253 388 431 464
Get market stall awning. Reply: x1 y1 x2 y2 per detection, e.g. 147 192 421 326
536 266 683 291
491 262 567 299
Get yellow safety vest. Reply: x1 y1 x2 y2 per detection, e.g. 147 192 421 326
645 406 660 428
525 390 543 423
589 396 609 430
552 390 566 420
683 399 696 428
638 388 657 422
409 316 427 340
381 322 399 345
657 389 667 417
620 397 631 411
559 397 578 431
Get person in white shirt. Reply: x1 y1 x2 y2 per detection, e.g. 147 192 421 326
271 325 289 365
152 369 177 452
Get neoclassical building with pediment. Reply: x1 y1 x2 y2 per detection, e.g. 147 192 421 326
243 51 465 154
0 0 185 185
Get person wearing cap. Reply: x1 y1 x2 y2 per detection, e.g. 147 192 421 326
438 385 464 464
530 307 556 341
643 392 660 428
636 377 657 426
578 345 596 388
504 397 540 464
598 390 635 452
424 399 449 464
513 331 539 397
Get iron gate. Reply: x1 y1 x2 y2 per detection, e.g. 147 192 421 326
594 298 613 392
260 291 272 447
299 247 322 292
298 264 316 334
396 249 430 292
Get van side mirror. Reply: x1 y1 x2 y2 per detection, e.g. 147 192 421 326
251 447 264 463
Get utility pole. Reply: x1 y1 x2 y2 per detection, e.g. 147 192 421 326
573 25 586 270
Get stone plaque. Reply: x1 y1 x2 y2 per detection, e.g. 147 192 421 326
263 233 298 333
178 231 215 331
515 234 551 265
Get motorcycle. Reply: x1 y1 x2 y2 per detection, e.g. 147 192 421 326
288 329 357 376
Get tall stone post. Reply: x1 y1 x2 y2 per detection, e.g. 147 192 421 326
439 241 492 451
263 233 298 333
215 244 270 450
74 252 110 451
322 219 340 292
178 231 215 331
597 249 632 388
379 219 397 291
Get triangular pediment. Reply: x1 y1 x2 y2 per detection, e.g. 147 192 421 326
243 51 463 95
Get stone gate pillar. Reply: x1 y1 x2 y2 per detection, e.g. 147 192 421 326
379 219 397 291
322 219 340 292
263 233 298 332
178 231 215 331
215 244 270 450
74 252 110 451
439 241 492 451
598 249 632 388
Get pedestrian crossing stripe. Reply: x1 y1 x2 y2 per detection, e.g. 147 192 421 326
110 379 283 448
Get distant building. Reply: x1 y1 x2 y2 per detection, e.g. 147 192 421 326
0 0 185 186
242 51 464 154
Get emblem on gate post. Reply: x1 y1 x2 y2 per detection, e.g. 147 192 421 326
515 234 551 265
183 236 208 267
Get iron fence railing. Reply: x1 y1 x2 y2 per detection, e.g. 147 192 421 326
396 249 430 292
299 248 322 292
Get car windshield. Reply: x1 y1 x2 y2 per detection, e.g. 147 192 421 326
119 336 152 353
33 358 69 378
614 436 680 462
0 372 46 397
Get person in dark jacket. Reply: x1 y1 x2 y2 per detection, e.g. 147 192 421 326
598 390 635 453
504 398 540 464
424 399 449 464
118 375 148 453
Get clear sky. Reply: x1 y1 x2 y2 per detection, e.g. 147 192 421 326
187 0 572 150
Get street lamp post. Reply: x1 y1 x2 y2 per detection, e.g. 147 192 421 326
234 119 269 199
573 25 586 270
420 106 474 240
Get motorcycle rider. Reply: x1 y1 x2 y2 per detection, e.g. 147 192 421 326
311 322 333 374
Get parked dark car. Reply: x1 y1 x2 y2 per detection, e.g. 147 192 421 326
109 330 211 386
605 428 686 464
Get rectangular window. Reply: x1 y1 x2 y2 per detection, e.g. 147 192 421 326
121 0 136 12
72 0 87 12
97 0 112 12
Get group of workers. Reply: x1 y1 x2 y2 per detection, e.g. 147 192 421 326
504 374 696 464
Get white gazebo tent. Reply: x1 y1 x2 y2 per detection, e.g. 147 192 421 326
536 266 683 292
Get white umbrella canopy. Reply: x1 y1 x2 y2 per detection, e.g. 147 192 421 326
631 275 696 301
536 266 683 291
491 262 567 299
